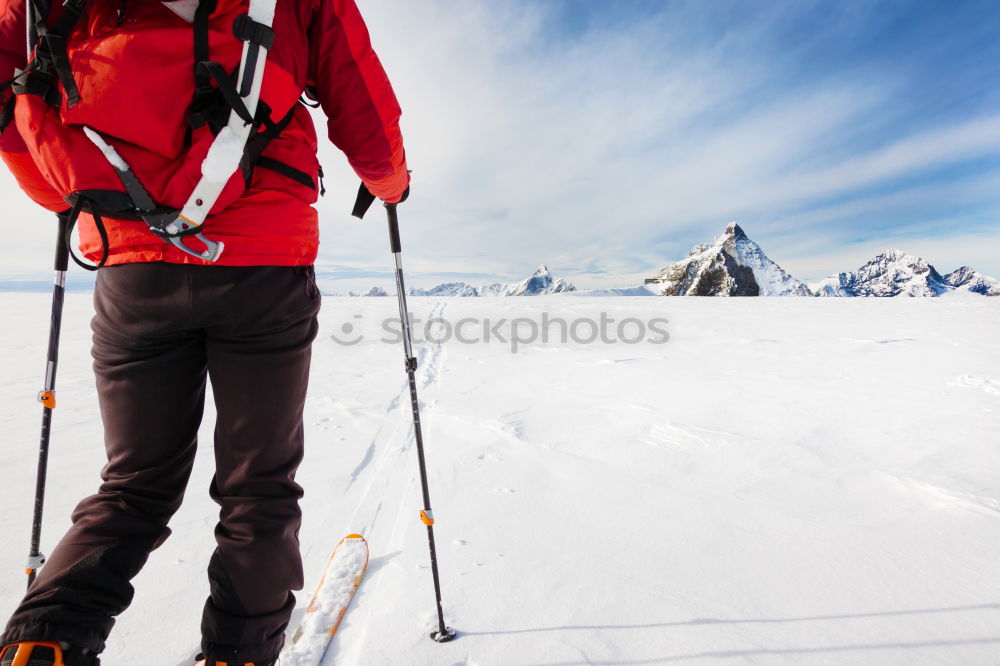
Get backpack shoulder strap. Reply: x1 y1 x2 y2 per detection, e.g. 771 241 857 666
160 0 278 261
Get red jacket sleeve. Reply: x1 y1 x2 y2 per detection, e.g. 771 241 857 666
0 0 66 212
308 0 409 203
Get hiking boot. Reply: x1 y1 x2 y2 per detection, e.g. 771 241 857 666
0 642 97 666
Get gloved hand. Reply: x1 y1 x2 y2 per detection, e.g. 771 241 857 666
352 183 410 218
386 186 410 205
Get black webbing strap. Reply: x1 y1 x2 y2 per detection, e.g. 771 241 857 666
232 14 274 97
197 61 254 125
18 0 85 109
191 0 217 108
254 157 315 190
0 65 34 118
30 0 50 43
64 197 110 271
243 103 294 164
11 59 62 105
40 34 79 106
33 0 86 107
239 105 313 189
0 93 17 132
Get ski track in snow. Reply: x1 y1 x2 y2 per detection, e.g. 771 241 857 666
888 475 1000 517
641 418 749 451
322 300 450 666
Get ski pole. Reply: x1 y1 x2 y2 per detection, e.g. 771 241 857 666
384 202 457 643
26 212 72 589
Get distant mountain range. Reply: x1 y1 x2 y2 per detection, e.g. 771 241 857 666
346 225 997 298
811 250 1000 297
351 265 576 297
645 224 999 297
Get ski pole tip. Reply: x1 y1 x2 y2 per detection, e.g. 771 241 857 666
430 627 457 643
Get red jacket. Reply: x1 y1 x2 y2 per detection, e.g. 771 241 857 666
0 0 408 266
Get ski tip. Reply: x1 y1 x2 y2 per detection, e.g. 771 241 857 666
344 533 366 541
430 627 458 643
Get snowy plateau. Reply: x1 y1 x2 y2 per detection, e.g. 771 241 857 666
1 292 998 665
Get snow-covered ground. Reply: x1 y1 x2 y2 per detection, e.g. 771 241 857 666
1 294 998 665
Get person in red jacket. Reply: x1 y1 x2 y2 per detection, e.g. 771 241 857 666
0 1 408 665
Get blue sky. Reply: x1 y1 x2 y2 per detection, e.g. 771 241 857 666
2 0 998 290
324 0 1000 289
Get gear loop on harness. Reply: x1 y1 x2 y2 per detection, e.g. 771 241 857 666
61 196 110 271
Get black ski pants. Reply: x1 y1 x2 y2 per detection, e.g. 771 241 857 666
2 263 321 663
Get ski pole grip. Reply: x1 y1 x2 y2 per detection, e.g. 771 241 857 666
54 211 71 272
386 204 402 253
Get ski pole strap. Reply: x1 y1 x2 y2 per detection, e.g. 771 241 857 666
352 182 376 219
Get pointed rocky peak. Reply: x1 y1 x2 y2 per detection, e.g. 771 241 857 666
647 223 812 297
943 266 976 286
498 265 576 296
724 222 748 241
351 286 388 297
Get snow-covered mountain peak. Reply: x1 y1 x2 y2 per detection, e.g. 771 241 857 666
878 248 912 262
723 222 749 242
647 224 812 296
500 265 575 296
814 249 947 297
943 266 1000 296
946 266 977 284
